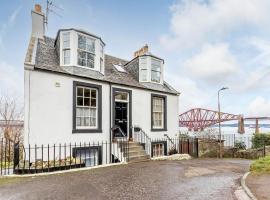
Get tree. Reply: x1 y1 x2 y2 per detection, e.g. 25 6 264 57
0 95 23 142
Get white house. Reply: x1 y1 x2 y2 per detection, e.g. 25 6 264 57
24 5 180 163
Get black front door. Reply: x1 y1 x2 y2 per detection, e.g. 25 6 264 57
115 102 128 136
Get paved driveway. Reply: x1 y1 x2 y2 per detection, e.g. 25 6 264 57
0 159 251 200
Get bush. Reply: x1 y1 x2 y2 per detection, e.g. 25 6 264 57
250 156 270 173
252 134 270 149
234 141 246 150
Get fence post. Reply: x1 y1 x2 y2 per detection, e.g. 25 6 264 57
263 139 266 157
187 138 190 155
13 142 20 173
196 138 199 158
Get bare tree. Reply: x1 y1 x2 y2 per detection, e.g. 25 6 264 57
0 95 23 142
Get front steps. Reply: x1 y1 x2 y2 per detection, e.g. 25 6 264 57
118 141 150 163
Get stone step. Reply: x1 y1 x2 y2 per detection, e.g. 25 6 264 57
122 145 144 152
124 150 147 157
128 155 150 163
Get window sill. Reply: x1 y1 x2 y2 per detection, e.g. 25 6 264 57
151 128 167 132
72 129 102 134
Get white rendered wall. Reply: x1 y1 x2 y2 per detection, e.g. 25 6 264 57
24 70 111 146
111 84 179 139
24 70 179 147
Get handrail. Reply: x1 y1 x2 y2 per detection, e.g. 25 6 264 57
164 134 175 145
111 125 126 139
133 126 151 156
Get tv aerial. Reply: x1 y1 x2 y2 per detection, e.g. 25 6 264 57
45 0 63 29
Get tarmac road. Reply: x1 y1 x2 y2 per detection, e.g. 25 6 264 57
0 159 251 200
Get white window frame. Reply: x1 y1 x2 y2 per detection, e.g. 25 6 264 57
77 33 95 68
62 32 70 65
152 97 164 129
76 86 98 129
151 58 161 83
140 56 148 82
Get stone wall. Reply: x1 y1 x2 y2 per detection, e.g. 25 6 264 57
224 146 270 159
198 138 224 158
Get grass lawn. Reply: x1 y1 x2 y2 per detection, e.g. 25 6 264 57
250 156 270 173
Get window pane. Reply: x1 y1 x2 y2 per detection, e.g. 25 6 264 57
152 97 164 128
151 71 161 83
86 38 95 53
84 118 90 126
86 53 94 68
84 98 90 106
78 35 86 50
76 86 98 128
63 49 70 65
62 32 70 49
76 108 83 117
77 88 83 97
84 88 90 97
77 97 83 106
115 92 128 101
91 98 96 107
91 90 97 98
141 69 147 81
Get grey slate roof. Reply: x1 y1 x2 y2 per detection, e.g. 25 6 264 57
34 36 179 95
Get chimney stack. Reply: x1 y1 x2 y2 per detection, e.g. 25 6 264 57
31 4 45 39
134 44 149 58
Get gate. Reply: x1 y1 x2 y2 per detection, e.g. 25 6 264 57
179 137 198 157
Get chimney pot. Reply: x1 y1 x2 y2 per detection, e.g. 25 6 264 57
35 4 42 13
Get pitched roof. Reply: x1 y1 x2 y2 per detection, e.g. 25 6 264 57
33 36 179 95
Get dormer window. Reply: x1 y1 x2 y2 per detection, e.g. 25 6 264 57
62 32 70 65
77 34 95 68
58 29 105 73
151 58 161 83
138 55 163 84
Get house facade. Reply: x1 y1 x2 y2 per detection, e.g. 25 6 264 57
24 5 180 162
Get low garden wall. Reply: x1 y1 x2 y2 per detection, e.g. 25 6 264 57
224 146 270 159
198 138 224 158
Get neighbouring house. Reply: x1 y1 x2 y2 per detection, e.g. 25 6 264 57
24 5 180 164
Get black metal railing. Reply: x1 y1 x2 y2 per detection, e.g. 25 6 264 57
147 137 199 158
0 138 129 176
133 126 151 155
111 125 126 140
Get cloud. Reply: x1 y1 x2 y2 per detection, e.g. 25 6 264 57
0 61 23 98
0 6 21 50
247 96 270 116
183 43 239 83
160 0 270 51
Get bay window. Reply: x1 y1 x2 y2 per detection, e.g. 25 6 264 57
73 82 102 133
151 94 167 131
77 34 95 68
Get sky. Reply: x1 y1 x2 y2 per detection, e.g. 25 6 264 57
0 0 270 117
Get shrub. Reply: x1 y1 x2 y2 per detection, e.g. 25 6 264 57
252 134 270 149
234 141 246 150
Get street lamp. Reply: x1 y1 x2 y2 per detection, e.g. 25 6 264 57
218 87 229 158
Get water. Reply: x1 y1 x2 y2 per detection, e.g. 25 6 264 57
179 126 270 149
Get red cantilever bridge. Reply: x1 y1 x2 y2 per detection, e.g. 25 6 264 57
179 108 270 133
